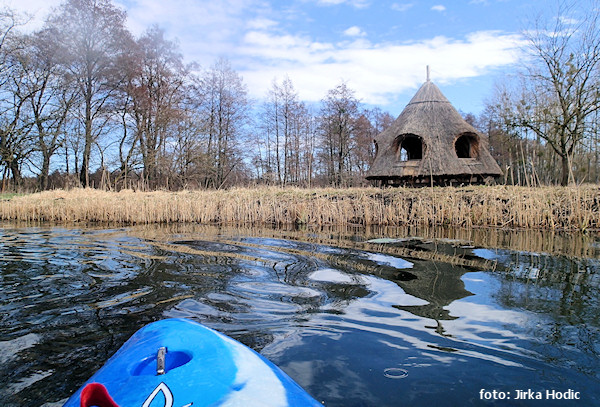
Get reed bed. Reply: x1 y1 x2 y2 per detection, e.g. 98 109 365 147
1 185 599 230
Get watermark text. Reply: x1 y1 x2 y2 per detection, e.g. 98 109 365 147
479 389 580 401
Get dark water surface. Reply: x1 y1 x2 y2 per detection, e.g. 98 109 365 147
1 224 599 406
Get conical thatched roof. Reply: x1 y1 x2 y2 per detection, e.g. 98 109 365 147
366 80 502 186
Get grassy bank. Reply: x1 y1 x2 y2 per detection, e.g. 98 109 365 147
0 192 24 200
0 185 599 230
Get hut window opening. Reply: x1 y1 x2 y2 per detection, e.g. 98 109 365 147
395 134 424 161
455 133 479 158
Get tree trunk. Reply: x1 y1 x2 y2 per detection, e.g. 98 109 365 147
80 140 91 187
561 154 570 186
39 154 50 190
80 91 93 188
9 159 22 188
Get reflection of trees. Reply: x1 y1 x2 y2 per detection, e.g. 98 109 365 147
129 223 600 259
361 225 598 260
492 250 600 373
495 250 599 322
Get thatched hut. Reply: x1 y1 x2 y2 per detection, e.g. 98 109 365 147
366 77 502 186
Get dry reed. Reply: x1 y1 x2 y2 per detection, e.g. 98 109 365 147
1 185 599 230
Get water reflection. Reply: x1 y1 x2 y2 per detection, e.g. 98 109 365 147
469 248 600 378
0 224 599 406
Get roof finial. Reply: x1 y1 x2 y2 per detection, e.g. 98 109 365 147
426 65 430 82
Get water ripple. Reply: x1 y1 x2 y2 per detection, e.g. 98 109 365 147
1 226 599 406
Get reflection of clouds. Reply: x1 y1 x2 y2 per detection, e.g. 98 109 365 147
283 356 373 402
264 326 344 360
413 351 454 365
447 300 530 333
367 253 414 269
445 300 535 356
281 360 319 390
472 248 510 262
8 369 53 394
338 274 532 368
235 281 322 299
308 268 359 284
0 333 41 364
265 331 307 356
323 280 448 357
320 358 374 401
451 349 524 368
463 277 485 283
364 276 428 307
335 309 445 355
378 339 411 351
260 273 430 359
176 237 542 379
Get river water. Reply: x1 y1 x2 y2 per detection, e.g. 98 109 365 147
1 224 599 406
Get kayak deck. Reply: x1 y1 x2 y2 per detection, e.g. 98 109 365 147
64 318 321 406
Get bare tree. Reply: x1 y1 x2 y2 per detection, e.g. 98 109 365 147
259 76 308 185
15 30 76 190
319 81 360 187
513 0 600 185
0 7 18 88
0 61 35 189
351 107 394 182
46 0 131 187
122 25 187 189
170 108 204 189
0 10 35 190
198 58 249 188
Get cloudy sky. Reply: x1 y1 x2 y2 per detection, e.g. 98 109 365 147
3 0 558 114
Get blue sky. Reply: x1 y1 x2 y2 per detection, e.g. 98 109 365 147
5 0 557 115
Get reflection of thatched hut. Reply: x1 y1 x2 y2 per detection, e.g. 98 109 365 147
366 77 502 186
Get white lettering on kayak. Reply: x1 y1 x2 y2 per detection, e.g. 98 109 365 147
142 382 174 407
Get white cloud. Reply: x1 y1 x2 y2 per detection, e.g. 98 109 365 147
343 26 366 37
121 0 257 35
5 0 526 111
431 5 446 12
317 0 370 8
117 0 270 66
238 29 525 106
247 17 279 31
558 16 579 26
391 3 414 12
469 0 511 4
3 0 64 31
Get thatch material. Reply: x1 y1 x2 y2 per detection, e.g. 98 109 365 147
366 80 502 186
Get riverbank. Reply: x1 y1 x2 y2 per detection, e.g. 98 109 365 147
1 185 598 230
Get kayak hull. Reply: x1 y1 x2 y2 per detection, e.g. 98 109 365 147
63 318 320 406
